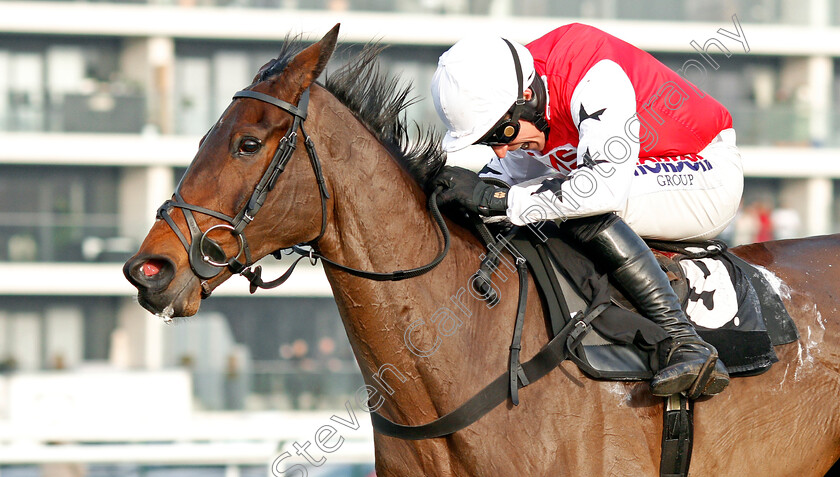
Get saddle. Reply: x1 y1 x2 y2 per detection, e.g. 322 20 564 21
371 218 800 477
506 221 799 382
496 223 801 477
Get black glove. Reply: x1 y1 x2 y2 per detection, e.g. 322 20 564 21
432 166 508 216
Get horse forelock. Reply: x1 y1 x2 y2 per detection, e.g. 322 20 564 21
255 36 307 84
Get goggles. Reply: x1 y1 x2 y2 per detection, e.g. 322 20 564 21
475 112 521 146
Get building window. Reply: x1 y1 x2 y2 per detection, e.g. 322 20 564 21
169 297 364 411
0 165 125 262
0 36 145 134
0 296 119 372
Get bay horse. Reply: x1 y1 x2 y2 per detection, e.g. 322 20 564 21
123 25 840 476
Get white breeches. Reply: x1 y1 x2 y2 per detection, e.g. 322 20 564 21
619 128 743 241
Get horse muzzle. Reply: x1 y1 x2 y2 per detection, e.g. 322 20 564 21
123 253 201 317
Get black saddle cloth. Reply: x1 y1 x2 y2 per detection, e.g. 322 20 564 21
508 222 798 380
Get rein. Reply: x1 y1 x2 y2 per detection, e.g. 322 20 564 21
158 84 543 441
157 86 450 295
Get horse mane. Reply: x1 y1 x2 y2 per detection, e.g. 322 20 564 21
256 40 447 191
322 46 446 189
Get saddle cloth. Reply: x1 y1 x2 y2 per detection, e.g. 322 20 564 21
507 223 799 380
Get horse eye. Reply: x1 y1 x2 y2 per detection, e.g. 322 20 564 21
238 138 261 155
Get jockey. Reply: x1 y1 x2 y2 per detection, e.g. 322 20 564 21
430 23 744 398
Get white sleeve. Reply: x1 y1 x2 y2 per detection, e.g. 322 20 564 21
505 60 641 226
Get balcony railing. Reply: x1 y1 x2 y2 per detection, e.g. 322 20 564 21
0 0 810 24
188 363 365 411
1 92 147 134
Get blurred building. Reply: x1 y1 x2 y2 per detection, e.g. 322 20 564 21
0 0 839 475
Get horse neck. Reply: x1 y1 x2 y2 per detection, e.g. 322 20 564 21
307 87 512 419
309 87 442 279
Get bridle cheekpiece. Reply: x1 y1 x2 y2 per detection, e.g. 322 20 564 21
157 87 329 294
157 85 449 296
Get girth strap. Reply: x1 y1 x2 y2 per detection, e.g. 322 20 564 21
508 251 529 406
370 302 609 440
660 394 694 477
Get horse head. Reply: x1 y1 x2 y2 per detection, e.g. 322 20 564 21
124 25 340 318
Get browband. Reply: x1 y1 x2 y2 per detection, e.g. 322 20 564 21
233 89 309 120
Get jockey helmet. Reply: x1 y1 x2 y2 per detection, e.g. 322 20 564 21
431 36 547 153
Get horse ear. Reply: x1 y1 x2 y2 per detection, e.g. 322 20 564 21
285 24 340 93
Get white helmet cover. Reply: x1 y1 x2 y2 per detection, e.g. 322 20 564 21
431 36 536 153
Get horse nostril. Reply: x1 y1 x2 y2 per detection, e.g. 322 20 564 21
124 255 176 291
143 259 167 277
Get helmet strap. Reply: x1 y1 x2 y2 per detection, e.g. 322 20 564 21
504 38 525 128
474 39 526 146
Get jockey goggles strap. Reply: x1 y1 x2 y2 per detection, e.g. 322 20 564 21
474 39 525 146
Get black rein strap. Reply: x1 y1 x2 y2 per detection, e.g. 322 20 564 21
292 188 450 282
232 188 450 293
157 86 451 295
371 301 610 440
160 84 551 441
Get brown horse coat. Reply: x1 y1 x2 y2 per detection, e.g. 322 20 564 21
124 26 840 476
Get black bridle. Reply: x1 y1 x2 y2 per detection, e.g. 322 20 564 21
158 85 547 443
157 86 450 295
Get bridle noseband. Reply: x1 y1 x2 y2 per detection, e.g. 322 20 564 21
157 86 450 295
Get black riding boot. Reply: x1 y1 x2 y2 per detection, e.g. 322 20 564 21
582 218 729 398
